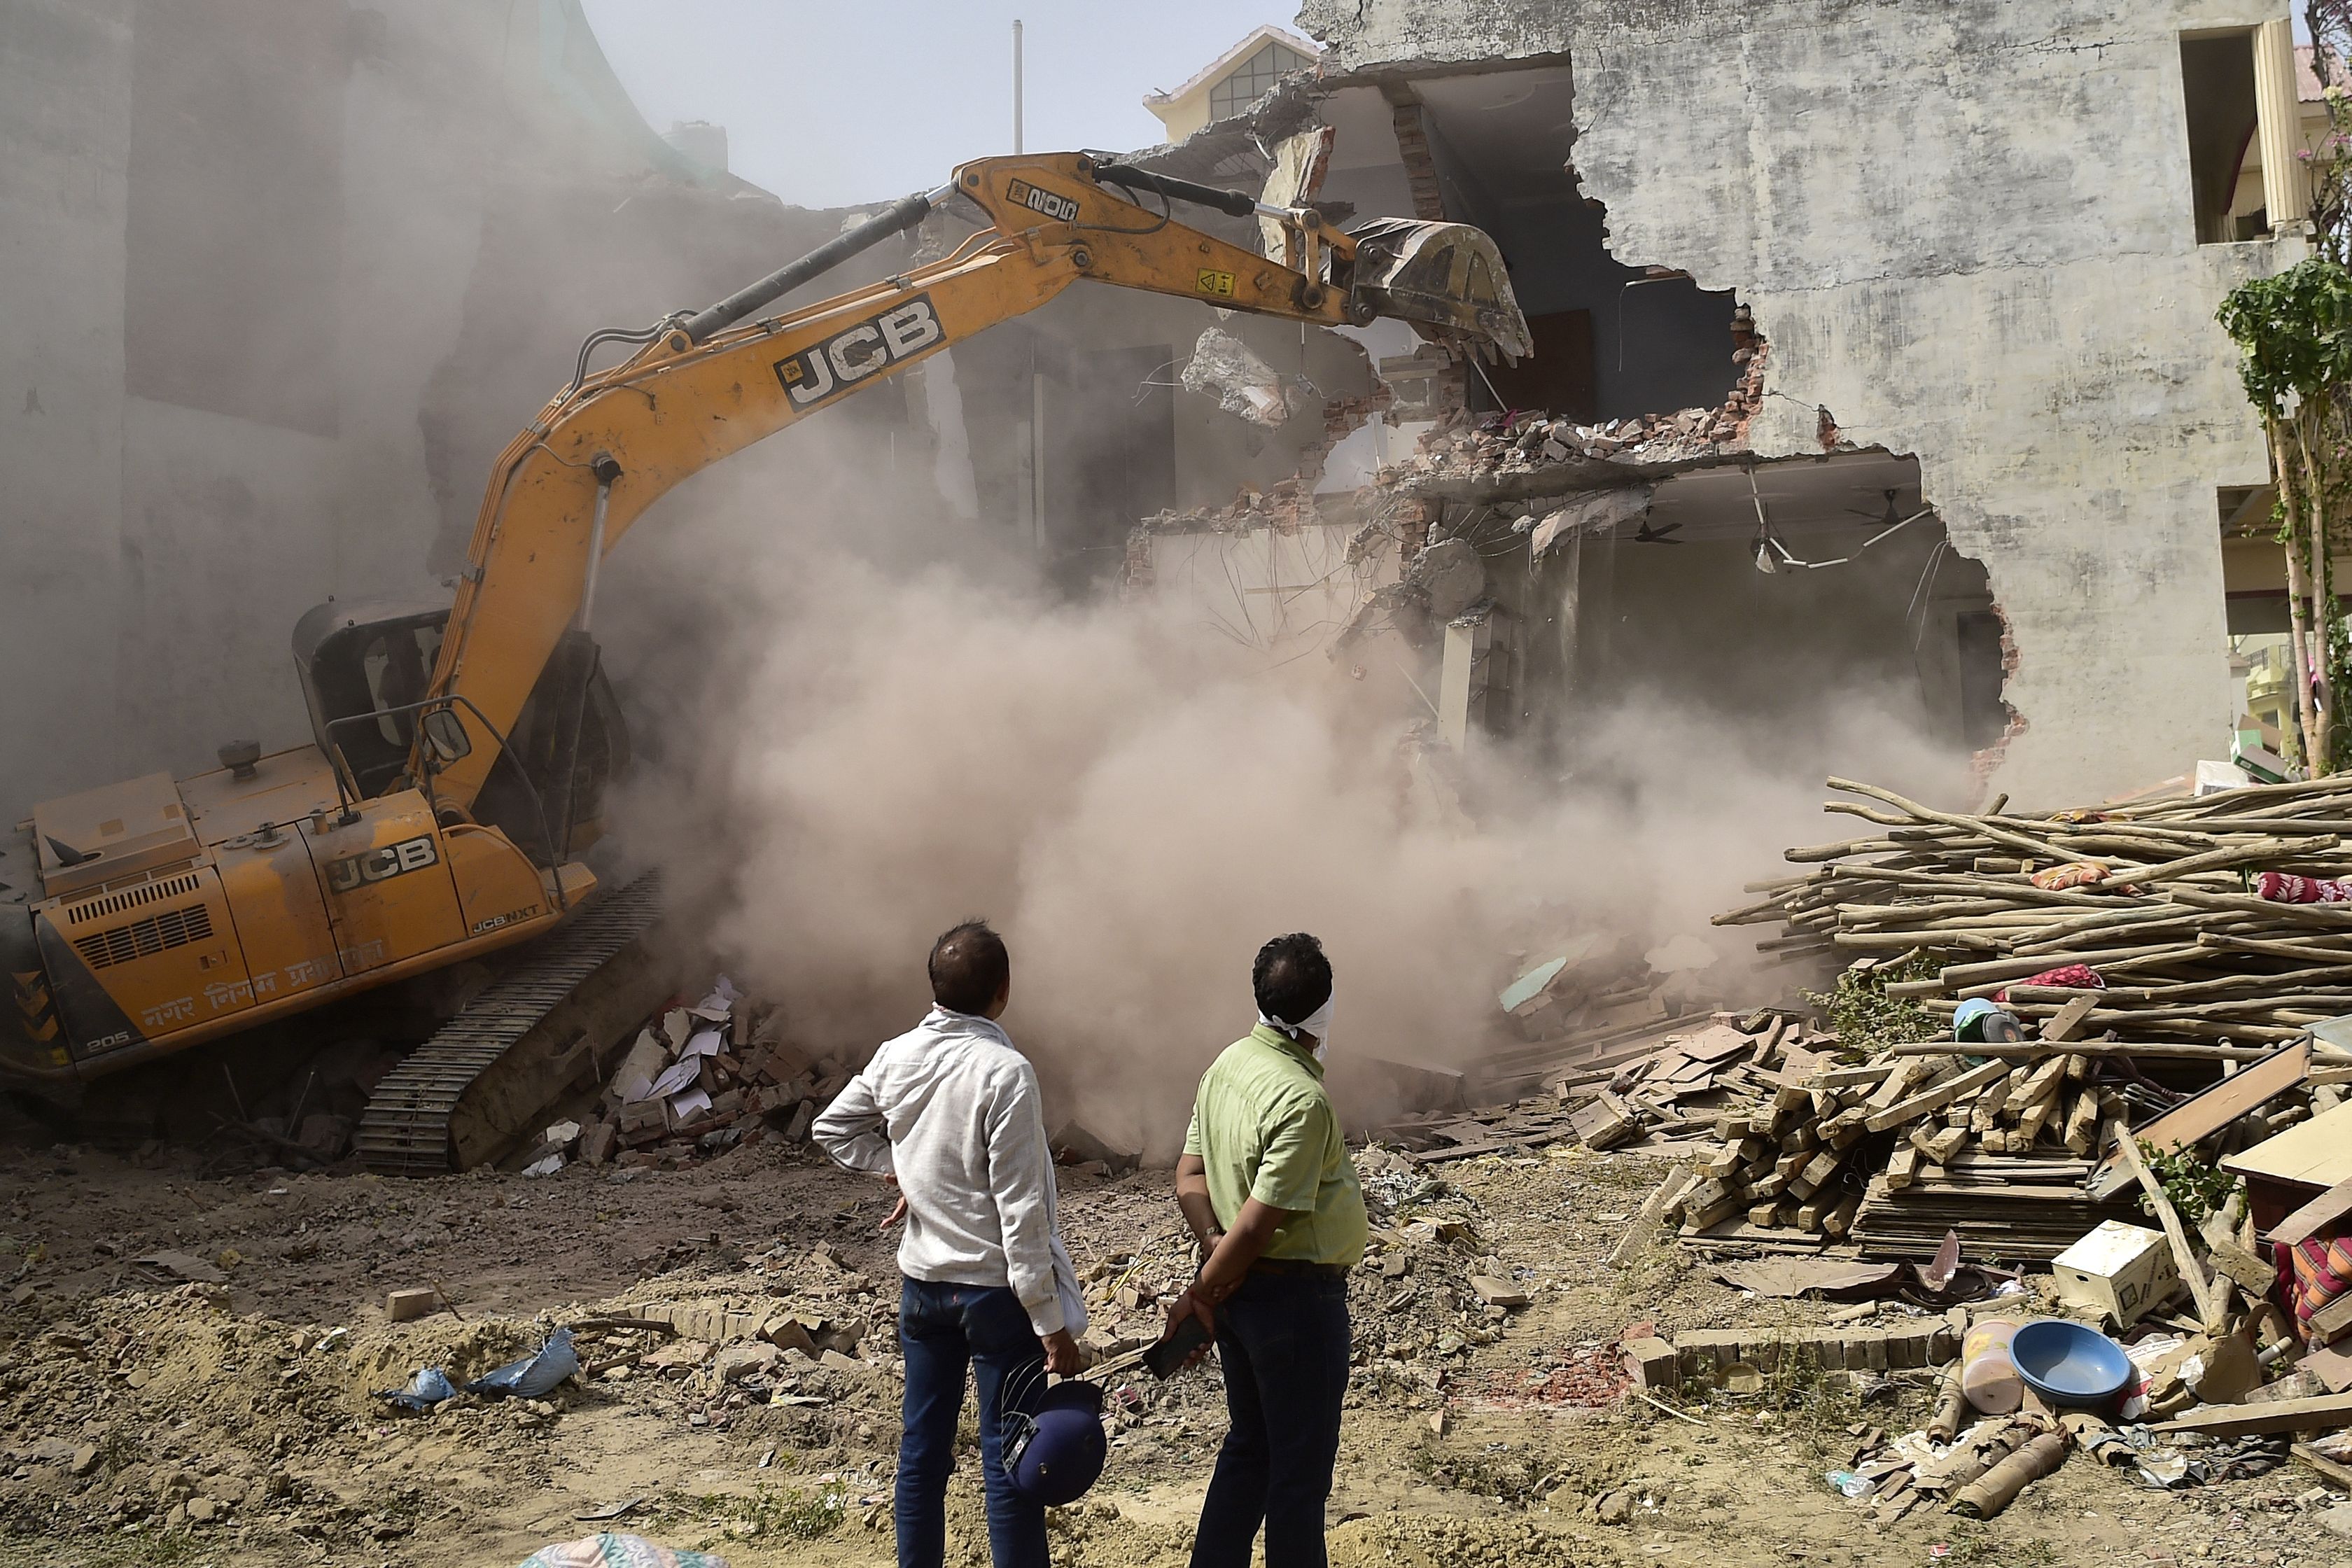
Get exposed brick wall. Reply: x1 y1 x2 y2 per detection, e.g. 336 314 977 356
1387 101 1448 221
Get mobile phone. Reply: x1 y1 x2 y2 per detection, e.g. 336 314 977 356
1144 1316 1211 1379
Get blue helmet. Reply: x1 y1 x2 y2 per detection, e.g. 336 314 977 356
1002 1378 1106 1506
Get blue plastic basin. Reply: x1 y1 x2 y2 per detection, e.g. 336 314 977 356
2010 1317 2133 1408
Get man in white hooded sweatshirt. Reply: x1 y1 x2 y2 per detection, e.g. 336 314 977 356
814 919 1084 1568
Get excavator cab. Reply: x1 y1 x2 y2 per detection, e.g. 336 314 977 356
291 603 629 860
292 603 451 800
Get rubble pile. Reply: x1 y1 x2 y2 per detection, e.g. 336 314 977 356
1378 405 1726 486
1522 764 2352 1522
1469 928 1751 1102
523 978 844 1175
1376 309 1768 486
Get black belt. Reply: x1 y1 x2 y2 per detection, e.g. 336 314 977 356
1248 1257 1350 1279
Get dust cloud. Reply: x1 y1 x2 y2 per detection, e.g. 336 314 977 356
599 433 1968 1156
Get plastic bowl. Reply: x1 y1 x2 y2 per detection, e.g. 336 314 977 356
2009 1317 2133 1408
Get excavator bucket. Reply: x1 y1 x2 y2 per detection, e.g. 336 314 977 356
1346 218 1532 363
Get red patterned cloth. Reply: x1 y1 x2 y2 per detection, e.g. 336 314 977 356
1994 964 2106 1002
2031 862 2110 891
2290 1234 2352 1326
2258 871 2352 904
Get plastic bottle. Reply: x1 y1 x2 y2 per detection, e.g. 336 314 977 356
1824 1469 1873 1499
1959 1317 2023 1414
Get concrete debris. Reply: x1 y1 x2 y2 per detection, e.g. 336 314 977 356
1378 316 1765 491
1180 326 1312 428
386 1287 447 1323
1411 538 1485 620
580 977 847 1172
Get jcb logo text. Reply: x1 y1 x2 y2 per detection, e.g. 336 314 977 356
1007 179 1080 223
327 834 438 894
774 296 944 409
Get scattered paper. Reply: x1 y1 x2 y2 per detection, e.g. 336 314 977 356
640 1058 700 1102
1713 1258 1905 1299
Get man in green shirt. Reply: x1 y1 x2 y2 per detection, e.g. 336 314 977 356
1163 932 1365 1568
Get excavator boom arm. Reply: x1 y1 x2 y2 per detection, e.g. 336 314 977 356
421 153 1527 809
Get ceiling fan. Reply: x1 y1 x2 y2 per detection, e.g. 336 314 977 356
1845 486 1936 548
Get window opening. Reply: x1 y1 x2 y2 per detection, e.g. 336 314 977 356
2180 31 2263 242
1210 43 1310 122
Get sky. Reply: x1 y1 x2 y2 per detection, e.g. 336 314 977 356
577 1 1307 209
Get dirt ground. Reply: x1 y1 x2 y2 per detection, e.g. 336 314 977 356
1 1107 2344 1568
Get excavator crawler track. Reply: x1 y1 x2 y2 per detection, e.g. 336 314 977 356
357 873 666 1175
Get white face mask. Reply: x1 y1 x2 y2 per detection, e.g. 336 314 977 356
1259 993 1334 1063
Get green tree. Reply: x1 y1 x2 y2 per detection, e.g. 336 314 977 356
2217 257 2352 772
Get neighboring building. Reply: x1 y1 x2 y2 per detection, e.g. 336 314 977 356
664 119 729 176
1144 25 1320 142
0 0 845 817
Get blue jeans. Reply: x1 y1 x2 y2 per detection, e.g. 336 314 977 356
1189 1269 1351 1568
895 1278 1047 1568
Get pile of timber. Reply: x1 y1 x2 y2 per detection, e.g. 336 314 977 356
1663 1043 2147 1259
1718 773 2352 1044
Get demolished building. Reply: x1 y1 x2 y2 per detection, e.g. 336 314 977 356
4 1 2321 819
1084 1 2323 804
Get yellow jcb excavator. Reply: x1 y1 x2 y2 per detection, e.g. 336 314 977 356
0 152 1529 1170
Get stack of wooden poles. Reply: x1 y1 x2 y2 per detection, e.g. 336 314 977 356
1718 774 2352 1046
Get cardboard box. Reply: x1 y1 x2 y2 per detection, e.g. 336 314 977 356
2052 1220 2181 1327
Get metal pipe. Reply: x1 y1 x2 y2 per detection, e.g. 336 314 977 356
1091 162 1256 219
681 188 946 344
576 458 618 631
1012 20 1024 154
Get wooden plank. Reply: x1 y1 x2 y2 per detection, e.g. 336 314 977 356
2159 1392 2352 1437
2042 992 2101 1043
1865 1056 1933 1112
2087 1039 2311 1200
2266 1174 2352 1246
2292 1441 2352 1488
1889 1040 2281 1063
2208 1236 2277 1296
1809 1061 1897 1091
1675 1023 1761 1063
1863 1058 2012 1133
2112 1119 2228 1331
2223 1098 2352 1189
2315 1290 2352 1345
1605 1163 1695 1268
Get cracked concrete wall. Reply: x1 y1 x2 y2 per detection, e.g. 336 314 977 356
1301 0 2292 802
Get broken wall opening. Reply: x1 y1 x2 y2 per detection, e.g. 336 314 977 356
1397 451 2007 790
1316 64 1740 424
